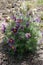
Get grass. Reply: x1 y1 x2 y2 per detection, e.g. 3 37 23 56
37 0 43 5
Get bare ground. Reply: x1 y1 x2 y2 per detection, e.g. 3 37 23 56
0 0 43 65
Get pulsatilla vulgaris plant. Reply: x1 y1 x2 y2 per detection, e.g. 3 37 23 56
3 16 41 56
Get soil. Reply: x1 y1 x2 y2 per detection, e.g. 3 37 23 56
0 0 43 65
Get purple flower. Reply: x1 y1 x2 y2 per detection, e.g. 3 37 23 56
16 22 20 29
11 27 17 33
2 24 6 33
25 33 31 39
11 16 16 21
12 46 16 52
8 43 16 51
8 38 15 44
34 17 41 22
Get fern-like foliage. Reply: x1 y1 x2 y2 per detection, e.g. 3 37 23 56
3 16 41 56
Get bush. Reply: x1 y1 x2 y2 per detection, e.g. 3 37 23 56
3 16 41 57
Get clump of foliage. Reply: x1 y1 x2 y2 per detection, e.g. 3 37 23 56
37 0 43 5
3 15 41 58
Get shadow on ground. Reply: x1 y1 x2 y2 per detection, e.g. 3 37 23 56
0 43 43 65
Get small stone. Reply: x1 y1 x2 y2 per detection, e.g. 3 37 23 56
37 50 43 54
0 59 3 64
2 54 6 57
39 54 43 59
21 61 27 65
0 55 2 59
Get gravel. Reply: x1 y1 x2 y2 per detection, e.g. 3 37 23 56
0 0 43 65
